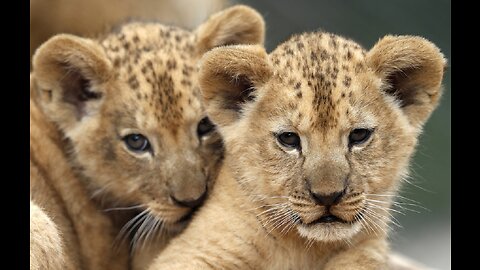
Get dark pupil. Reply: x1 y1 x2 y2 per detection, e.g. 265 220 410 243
197 117 214 137
278 132 300 148
126 134 148 151
349 129 370 144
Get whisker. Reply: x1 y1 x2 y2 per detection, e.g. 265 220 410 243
103 204 144 212
362 207 395 232
113 209 149 251
365 202 408 215
362 210 388 236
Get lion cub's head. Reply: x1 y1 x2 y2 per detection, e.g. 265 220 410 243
30 5 264 238
199 32 445 241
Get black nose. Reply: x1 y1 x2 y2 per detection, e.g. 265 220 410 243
171 190 207 209
311 191 344 206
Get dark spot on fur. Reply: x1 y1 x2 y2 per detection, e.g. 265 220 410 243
320 50 328 61
346 50 352 60
329 35 338 49
294 82 301 90
181 79 191 86
128 75 139 90
113 58 121 67
343 76 351 87
166 59 177 70
355 62 364 73
297 92 303 98
133 35 140 43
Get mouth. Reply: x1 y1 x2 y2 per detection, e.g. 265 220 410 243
312 214 347 224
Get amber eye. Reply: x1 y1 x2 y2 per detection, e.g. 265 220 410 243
277 132 301 149
197 117 215 137
348 128 373 146
124 134 151 152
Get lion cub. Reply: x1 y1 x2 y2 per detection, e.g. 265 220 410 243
30 5 265 270
148 30 446 269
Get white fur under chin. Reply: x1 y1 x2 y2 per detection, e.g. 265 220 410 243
297 221 362 242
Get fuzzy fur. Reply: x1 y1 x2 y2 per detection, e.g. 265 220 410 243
148 31 446 269
30 5 264 270
30 0 228 65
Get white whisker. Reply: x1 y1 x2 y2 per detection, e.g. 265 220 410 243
103 204 144 212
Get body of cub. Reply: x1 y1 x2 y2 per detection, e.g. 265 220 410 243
149 30 445 269
30 5 265 270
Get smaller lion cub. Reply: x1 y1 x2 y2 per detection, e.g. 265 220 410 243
148 30 446 269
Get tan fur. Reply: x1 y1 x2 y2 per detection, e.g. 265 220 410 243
30 0 227 65
30 201 65 270
149 31 446 269
30 5 265 270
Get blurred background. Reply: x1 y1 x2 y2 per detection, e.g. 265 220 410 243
30 0 451 268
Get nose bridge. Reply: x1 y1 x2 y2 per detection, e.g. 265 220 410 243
304 148 349 195
166 147 207 202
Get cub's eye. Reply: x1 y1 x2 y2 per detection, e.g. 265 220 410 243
124 134 151 152
197 117 215 137
277 132 301 149
348 128 373 146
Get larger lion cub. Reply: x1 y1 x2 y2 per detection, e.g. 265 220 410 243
30 5 265 270
149 31 445 269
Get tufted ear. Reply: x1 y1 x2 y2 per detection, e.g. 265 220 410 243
199 44 272 128
366 35 447 129
31 34 112 131
194 5 265 55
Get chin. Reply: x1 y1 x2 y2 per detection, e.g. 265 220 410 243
296 221 362 242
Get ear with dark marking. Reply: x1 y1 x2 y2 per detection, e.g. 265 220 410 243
366 35 447 129
31 34 112 130
199 44 272 127
194 5 265 55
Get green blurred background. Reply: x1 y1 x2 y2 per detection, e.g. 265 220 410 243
231 0 450 268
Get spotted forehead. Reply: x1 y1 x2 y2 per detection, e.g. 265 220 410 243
100 23 203 131
268 32 375 130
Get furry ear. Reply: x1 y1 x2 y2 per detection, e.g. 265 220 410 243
366 35 447 129
31 34 112 130
195 5 265 55
199 44 272 127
